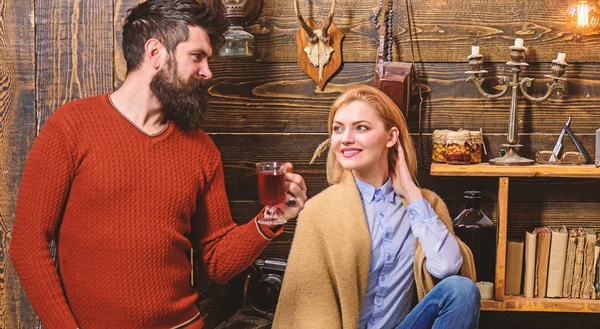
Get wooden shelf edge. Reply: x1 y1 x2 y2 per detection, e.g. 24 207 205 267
430 163 600 178
481 296 600 312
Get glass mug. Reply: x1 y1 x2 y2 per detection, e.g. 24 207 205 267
256 162 287 225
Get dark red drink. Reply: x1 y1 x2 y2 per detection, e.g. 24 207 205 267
258 170 285 206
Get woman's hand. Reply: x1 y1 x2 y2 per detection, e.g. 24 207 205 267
391 142 422 204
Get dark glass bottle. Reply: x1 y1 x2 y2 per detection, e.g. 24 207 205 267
453 191 496 282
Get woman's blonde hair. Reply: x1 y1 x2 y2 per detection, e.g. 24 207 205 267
326 84 417 185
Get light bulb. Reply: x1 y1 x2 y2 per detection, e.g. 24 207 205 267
567 0 599 34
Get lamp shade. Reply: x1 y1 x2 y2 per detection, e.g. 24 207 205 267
219 25 254 57
217 0 261 58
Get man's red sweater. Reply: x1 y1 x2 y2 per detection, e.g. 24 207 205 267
10 94 281 329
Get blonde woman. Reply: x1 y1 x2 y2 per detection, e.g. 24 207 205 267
273 85 479 329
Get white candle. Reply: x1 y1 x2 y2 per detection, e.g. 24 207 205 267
514 38 524 47
476 281 494 300
556 52 567 62
471 45 480 56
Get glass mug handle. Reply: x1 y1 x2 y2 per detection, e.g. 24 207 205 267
499 149 506 157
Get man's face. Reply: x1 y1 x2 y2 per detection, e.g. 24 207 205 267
150 26 214 131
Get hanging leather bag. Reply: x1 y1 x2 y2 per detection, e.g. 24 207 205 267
373 0 414 116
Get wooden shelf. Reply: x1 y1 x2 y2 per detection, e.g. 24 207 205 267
431 162 600 313
430 163 600 178
481 296 600 313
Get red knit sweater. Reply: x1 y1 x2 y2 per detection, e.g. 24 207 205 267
10 94 281 329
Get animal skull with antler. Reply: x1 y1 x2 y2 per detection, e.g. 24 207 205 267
294 0 337 83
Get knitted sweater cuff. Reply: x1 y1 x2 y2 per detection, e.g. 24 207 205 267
254 212 284 240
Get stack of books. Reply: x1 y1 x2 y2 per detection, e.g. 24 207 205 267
504 226 600 299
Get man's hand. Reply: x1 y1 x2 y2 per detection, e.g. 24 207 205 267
277 162 307 222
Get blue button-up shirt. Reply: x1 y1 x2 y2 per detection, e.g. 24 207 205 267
356 178 463 329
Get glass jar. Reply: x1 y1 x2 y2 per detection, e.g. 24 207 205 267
432 129 451 163
445 130 472 165
469 130 484 164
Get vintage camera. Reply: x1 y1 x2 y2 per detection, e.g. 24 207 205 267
243 258 286 314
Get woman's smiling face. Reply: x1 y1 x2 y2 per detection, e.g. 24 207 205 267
331 100 397 184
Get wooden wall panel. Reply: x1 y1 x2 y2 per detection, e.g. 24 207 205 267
247 0 600 63
35 0 114 128
0 0 39 328
206 62 600 134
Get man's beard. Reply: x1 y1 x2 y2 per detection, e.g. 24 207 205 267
150 58 207 131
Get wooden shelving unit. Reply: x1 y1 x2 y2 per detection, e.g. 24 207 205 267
431 163 600 313
430 163 600 178
480 296 600 312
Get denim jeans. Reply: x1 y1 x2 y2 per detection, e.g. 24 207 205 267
394 276 480 329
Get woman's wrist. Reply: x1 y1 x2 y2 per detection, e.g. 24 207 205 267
404 186 423 204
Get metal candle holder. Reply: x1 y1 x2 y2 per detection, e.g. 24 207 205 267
465 44 567 165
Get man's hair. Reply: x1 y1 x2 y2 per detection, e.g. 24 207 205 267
122 0 229 73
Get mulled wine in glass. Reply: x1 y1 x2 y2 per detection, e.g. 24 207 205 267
256 162 287 225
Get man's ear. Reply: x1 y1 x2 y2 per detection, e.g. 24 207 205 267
145 38 165 70
386 127 399 148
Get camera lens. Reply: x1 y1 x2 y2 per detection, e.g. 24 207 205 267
247 274 282 313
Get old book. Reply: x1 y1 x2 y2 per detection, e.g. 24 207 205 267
594 231 600 299
523 229 537 298
534 227 552 298
580 228 597 299
505 239 524 295
563 228 579 298
546 226 568 297
592 241 600 299
571 228 586 298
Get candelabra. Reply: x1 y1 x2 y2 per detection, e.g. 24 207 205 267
465 39 568 165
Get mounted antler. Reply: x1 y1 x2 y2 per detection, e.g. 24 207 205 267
294 0 317 43
320 0 336 42
293 0 343 90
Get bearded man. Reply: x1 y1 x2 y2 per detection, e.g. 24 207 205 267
9 1 308 329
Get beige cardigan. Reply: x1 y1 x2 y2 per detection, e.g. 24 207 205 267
272 172 476 329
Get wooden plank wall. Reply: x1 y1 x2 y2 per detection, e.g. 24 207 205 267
1 0 599 328
1 1 37 328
